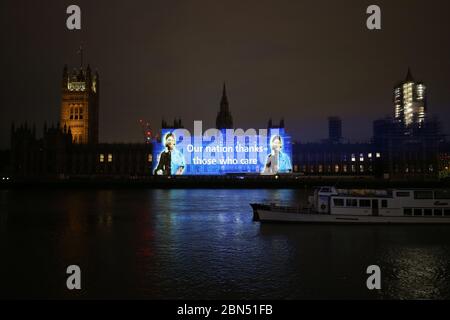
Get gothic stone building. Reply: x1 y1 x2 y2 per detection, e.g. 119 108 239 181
10 65 153 178
60 64 99 144
10 123 153 178
6 67 445 181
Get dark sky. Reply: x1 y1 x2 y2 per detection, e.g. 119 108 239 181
1 0 450 148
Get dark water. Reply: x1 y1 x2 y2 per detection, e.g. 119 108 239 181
1 188 450 299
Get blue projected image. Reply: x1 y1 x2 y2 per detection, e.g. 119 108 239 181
153 132 186 175
262 135 292 174
153 122 292 175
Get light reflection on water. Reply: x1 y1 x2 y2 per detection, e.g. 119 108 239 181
1 188 450 299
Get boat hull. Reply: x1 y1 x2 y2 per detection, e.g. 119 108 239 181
256 209 450 224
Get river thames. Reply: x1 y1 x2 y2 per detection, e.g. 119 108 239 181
1 188 450 299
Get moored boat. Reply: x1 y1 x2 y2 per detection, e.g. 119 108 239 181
251 186 450 224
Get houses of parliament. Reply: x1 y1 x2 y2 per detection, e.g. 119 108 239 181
3 63 450 181
5 63 237 178
8 63 153 178
60 64 99 145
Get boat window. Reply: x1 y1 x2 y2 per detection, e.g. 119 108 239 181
434 190 450 199
359 199 371 208
414 191 433 199
434 209 443 216
413 208 422 216
333 198 344 207
424 209 432 216
445 209 450 216
404 208 412 216
346 199 357 207
381 200 388 208
396 191 410 197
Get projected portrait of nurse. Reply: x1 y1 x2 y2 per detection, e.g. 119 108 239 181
154 132 186 175
263 135 292 174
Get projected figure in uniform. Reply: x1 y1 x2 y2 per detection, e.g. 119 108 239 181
263 135 292 174
154 133 186 175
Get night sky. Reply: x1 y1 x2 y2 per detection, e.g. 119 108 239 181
1 0 450 148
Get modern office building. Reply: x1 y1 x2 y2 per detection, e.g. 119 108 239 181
394 68 426 128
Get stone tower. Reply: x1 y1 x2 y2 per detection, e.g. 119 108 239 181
60 63 99 144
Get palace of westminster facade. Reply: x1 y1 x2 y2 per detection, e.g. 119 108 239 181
3 64 450 181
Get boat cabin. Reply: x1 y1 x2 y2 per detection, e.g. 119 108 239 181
311 186 450 216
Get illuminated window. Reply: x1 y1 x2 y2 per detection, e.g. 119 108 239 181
334 165 339 173
359 153 364 162
351 154 356 162
359 165 364 173
99 154 105 162
368 153 372 158
108 154 113 162
376 153 381 158
147 154 153 162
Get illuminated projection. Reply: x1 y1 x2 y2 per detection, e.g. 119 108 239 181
152 121 292 175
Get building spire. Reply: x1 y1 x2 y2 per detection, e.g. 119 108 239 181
216 82 233 129
77 44 83 68
405 67 414 82
220 81 228 112
220 82 228 109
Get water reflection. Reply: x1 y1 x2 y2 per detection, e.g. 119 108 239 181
1 188 450 299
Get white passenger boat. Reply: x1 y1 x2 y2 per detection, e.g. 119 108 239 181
250 187 450 224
